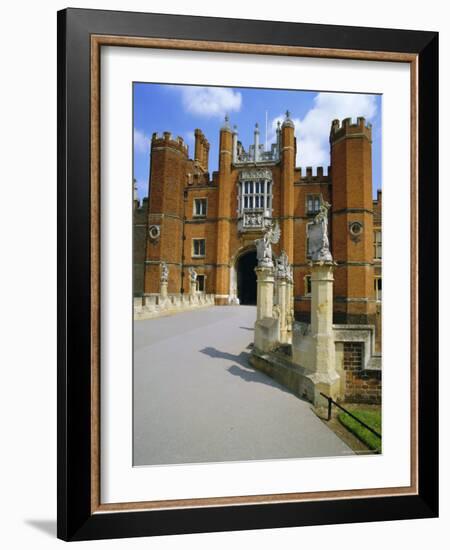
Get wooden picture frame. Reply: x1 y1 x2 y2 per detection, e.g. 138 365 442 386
57 8 438 541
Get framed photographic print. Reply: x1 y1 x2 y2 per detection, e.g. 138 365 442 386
57 8 438 541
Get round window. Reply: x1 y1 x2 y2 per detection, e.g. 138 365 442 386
148 225 161 241
349 221 363 236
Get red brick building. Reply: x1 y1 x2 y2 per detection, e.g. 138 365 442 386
134 112 382 331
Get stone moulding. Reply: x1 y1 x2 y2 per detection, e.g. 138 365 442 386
134 293 215 320
292 322 380 368
332 324 381 371
238 168 272 181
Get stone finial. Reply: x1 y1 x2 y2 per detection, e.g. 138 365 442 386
282 109 294 128
221 114 231 132
332 118 340 127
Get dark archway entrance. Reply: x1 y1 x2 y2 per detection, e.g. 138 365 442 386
237 250 257 305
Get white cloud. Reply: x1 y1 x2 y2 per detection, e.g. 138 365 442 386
134 128 149 154
178 86 242 118
271 93 378 169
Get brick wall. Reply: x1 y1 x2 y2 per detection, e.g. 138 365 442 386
343 342 381 404
133 201 148 296
373 190 382 352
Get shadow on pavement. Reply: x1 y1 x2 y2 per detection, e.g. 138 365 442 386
200 346 293 395
200 346 251 367
226 364 292 395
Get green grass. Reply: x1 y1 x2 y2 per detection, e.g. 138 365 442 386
338 408 382 452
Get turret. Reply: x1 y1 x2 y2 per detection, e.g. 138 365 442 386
280 110 295 261
219 115 233 171
254 123 260 161
232 125 238 163
329 116 375 325
215 114 234 304
276 120 281 153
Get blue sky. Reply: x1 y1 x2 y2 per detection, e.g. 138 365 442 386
134 83 382 200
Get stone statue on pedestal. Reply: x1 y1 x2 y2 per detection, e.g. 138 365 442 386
275 250 289 278
189 267 198 283
159 262 169 301
307 200 333 262
286 262 293 283
160 261 169 282
255 222 281 268
188 267 198 297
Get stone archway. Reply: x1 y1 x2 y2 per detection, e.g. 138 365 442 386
236 249 258 305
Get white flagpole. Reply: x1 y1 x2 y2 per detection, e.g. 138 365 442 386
265 110 268 151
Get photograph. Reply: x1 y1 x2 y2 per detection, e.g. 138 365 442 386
53 6 439 541
132 83 383 466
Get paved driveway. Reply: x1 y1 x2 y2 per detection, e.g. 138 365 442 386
134 305 352 465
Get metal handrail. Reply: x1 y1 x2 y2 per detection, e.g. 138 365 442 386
320 393 382 439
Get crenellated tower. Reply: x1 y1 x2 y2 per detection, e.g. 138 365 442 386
329 117 376 325
144 132 188 294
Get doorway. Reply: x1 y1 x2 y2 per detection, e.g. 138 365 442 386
236 250 257 305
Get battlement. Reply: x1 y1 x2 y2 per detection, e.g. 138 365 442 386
194 128 210 171
297 166 330 183
186 171 211 187
373 189 382 225
194 128 210 148
330 117 372 143
151 131 189 155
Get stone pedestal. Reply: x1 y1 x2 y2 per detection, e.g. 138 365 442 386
160 280 168 301
255 266 274 321
276 276 288 343
287 280 294 334
189 281 197 296
307 261 340 401
254 317 280 352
